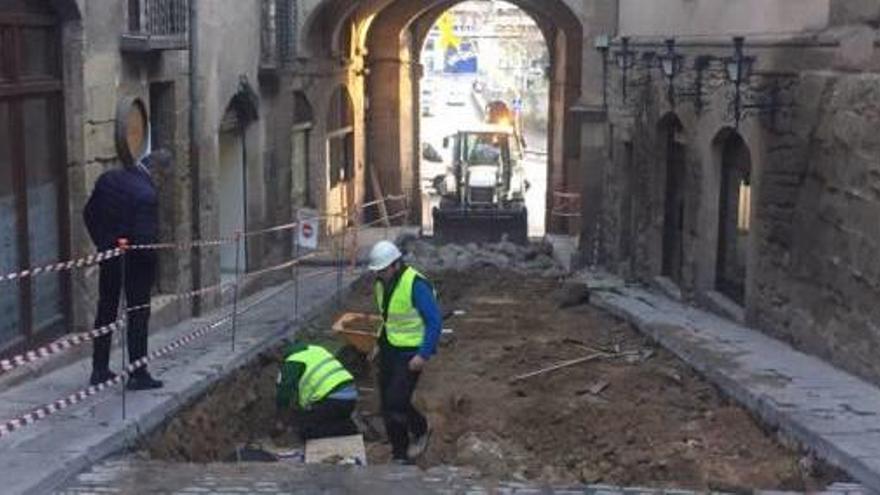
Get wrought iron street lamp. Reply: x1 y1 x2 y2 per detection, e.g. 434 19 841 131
724 36 755 127
657 38 684 105
614 37 637 103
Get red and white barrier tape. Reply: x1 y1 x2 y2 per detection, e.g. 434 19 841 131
0 314 232 439
129 236 237 251
0 320 126 376
0 248 122 284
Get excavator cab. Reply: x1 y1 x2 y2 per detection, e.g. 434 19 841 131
432 124 528 244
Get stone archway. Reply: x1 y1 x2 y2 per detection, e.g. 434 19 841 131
363 0 583 231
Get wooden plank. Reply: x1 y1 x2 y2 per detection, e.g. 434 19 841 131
305 434 367 465
368 165 391 228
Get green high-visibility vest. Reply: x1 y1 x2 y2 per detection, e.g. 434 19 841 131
375 267 431 348
286 345 353 409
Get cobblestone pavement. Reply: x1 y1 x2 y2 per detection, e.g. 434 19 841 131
57 460 871 495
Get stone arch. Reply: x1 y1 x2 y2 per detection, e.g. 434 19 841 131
301 0 365 58
362 0 583 230
710 127 753 307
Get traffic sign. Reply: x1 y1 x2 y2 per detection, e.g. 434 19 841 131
296 208 319 250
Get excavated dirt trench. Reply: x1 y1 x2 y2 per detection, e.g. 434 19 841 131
140 268 845 491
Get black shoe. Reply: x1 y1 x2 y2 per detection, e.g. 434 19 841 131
127 373 164 391
407 427 432 459
89 369 118 386
390 457 414 466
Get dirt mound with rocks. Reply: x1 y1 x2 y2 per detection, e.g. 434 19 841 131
400 237 564 276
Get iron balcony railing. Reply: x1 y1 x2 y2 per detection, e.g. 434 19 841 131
261 0 298 70
121 0 189 52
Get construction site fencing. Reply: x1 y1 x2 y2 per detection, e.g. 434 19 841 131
0 195 408 439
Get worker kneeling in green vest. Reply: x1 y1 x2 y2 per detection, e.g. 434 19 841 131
276 343 359 440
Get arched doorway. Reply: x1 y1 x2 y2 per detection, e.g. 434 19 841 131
325 85 355 231
0 0 69 350
217 83 259 278
291 91 313 207
714 131 752 305
658 114 685 284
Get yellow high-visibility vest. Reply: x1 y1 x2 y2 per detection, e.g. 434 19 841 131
375 267 429 348
286 345 353 409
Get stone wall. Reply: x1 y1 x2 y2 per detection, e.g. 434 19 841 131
599 32 880 385
754 73 880 383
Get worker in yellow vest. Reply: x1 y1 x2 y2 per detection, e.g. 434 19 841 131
276 343 359 440
368 240 441 464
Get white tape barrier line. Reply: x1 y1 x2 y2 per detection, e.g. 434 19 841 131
0 315 232 439
0 320 127 376
0 254 316 378
0 249 352 436
0 248 122 284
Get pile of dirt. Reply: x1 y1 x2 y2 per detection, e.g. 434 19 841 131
143 268 845 491
399 237 564 277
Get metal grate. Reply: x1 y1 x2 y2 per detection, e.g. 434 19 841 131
129 0 188 36
261 0 297 67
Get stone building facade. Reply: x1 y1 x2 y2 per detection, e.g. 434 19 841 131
598 0 880 385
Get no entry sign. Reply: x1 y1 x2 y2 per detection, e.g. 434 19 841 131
296 208 319 250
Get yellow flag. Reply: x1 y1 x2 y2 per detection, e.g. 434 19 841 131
438 11 460 51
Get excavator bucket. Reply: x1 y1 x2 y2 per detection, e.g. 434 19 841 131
432 206 528 245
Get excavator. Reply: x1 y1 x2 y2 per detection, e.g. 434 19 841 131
431 123 529 244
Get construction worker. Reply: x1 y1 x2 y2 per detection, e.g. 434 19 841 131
276 343 359 441
368 240 441 464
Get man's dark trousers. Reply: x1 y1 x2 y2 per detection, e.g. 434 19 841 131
92 251 156 377
298 398 358 440
379 346 428 459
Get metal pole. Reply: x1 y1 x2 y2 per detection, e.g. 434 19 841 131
231 232 242 352
293 229 300 322
118 238 128 421
336 229 343 309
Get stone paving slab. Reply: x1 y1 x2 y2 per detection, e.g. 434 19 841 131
577 271 880 493
58 460 872 495
0 267 364 495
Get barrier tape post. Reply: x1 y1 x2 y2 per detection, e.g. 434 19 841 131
336 229 343 309
293 229 300 323
117 238 129 421
231 232 242 353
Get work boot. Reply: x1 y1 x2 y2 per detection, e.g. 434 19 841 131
407 427 432 459
127 372 163 391
89 369 118 386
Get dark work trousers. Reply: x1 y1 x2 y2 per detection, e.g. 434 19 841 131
379 347 428 459
298 398 358 441
92 251 156 377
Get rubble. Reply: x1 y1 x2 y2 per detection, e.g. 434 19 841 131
400 238 565 276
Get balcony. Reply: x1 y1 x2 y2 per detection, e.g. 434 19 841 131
260 0 297 71
121 0 189 52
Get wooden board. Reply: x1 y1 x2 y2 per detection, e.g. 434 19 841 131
305 434 367 465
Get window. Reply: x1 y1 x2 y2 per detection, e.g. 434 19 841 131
326 87 354 188
0 0 68 350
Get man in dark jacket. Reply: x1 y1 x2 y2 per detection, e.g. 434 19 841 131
83 149 171 389
276 343 359 441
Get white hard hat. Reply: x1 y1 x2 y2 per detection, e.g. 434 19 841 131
368 241 402 271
